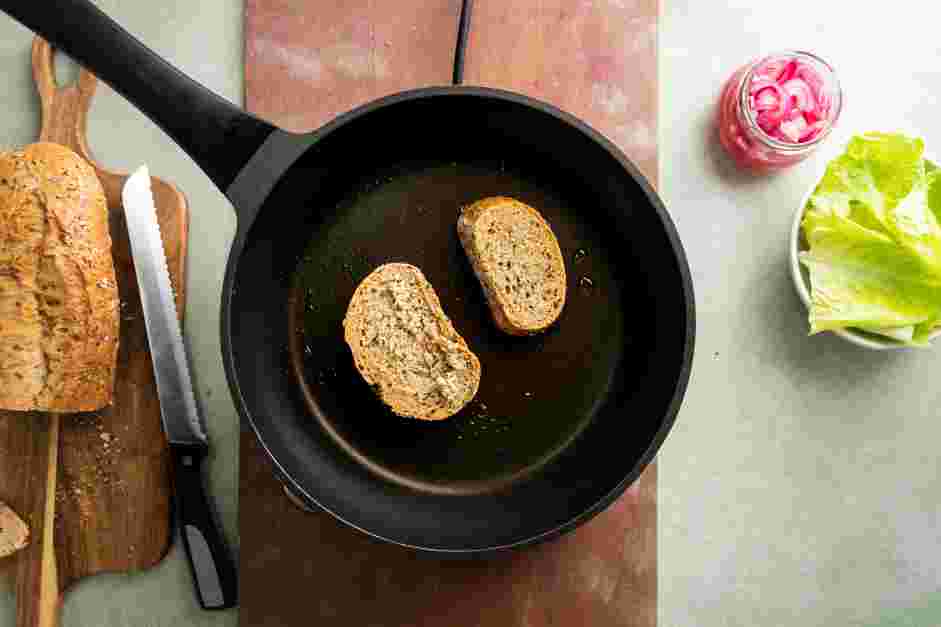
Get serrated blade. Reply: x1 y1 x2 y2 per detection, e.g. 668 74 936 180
123 166 207 446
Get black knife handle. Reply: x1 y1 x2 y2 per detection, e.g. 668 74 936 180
172 445 238 610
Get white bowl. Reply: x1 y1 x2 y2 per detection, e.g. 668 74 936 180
789 169 941 350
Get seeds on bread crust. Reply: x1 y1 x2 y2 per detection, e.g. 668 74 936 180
0 142 119 412
343 263 481 421
457 197 566 335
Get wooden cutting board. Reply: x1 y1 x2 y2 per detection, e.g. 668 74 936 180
0 38 182 626
241 1 658 625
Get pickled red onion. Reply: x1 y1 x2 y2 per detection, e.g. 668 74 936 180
796 65 824 102
800 120 827 142
781 79 814 112
752 84 784 112
748 56 831 144
778 115 807 143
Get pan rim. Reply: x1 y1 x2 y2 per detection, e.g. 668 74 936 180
222 85 696 553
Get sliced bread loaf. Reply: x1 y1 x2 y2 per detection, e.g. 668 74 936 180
343 263 481 420
457 196 566 335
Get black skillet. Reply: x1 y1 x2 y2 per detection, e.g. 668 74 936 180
4 0 695 553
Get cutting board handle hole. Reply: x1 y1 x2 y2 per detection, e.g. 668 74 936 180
53 49 80 88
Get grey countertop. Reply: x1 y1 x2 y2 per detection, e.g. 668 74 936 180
1 1 940 626
0 1 241 626
661 2 941 626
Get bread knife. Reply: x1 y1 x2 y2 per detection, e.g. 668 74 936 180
122 166 237 610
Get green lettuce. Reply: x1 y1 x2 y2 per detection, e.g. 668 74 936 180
800 132 941 345
928 161 941 224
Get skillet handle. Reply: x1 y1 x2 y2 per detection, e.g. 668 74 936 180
1 0 275 196
453 0 473 85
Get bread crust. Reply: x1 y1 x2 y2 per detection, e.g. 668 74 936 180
0 142 119 412
343 263 480 420
457 196 566 335
0 501 29 558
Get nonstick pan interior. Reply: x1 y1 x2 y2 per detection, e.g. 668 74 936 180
288 158 621 494
228 90 693 551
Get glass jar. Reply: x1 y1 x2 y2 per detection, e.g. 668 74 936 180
717 51 842 173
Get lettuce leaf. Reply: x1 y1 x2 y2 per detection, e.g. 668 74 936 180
867 325 915 343
808 132 925 235
928 163 941 334
928 162 941 238
801 133 941 344
913 320 938 344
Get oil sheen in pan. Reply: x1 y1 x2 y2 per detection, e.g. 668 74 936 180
287 160 626 495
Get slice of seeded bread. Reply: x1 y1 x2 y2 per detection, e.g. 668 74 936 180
343 263 481 420
457 197 567 335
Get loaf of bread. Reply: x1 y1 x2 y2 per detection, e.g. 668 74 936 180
457 196 566 335
0 142 119 412
343 263 481 420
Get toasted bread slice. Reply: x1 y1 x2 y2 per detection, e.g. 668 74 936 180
343 263 480 420
457 197 566 335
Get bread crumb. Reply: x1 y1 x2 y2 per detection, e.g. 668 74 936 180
0 501 30 557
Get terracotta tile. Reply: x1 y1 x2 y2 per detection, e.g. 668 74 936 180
463 0 659 183
245 0 463 132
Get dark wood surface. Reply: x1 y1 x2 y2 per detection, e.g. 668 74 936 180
241 1 658 625
0 38 185 626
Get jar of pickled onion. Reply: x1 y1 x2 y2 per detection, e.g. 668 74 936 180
717 51 842 173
